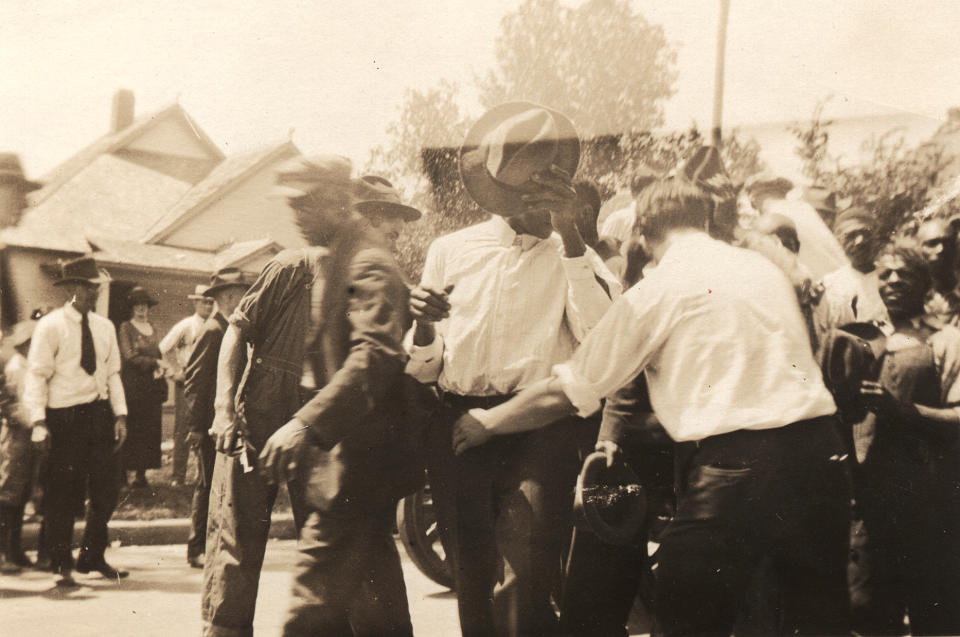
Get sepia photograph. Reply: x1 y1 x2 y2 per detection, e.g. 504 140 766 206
1 1 959 635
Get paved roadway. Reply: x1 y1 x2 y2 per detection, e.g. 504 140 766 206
0 539 459 636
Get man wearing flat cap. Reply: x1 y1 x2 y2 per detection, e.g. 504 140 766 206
159 284 215 486
203 155 422 636
22 256 128 587
407 102 620 635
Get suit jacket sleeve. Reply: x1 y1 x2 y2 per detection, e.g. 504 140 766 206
183 323 223 435
294 248 409 448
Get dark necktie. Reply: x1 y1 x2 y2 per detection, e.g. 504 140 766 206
80 312 97 375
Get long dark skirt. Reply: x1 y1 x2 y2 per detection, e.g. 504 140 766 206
121 370 163 471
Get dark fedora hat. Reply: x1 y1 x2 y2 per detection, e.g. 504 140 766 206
352 175 421 222
203 267 253 297
127 286 158 307
573 451 647 546
52 256 109 286
0 153 41 192
459 102 580 216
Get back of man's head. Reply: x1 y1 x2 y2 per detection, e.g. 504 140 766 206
635 178 713 243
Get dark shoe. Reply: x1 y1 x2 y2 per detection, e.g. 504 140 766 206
0 553 22 574
55 570 78 587
187 554 204 569
75 555 129 579
131 476 149 488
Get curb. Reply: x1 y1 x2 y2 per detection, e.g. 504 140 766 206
20 514 297 548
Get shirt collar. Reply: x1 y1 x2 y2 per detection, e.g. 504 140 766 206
657 231 714 268
489 215 544 252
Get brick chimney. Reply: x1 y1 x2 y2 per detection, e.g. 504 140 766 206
0 153 39 228
110 89 135 133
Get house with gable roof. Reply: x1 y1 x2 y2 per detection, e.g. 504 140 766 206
0 90 306 336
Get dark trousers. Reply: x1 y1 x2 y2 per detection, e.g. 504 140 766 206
283 503 413 636
654 416 852 637
172 381 189 483
187 435 216 560
44 400 119 571
429 395 592 637
202 451 307 637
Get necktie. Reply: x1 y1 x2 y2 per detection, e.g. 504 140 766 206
80 312 97 375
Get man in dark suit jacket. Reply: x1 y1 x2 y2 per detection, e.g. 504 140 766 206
204 155 423 637
183 268 251 569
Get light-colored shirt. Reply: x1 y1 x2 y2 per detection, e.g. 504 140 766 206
553 232 837 442
4 352 29 425
159 313 206 374
599 202 636 244
406 215 621 396
813 264 890 342
22 303 127 424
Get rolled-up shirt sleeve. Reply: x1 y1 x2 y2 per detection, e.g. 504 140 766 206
561 249 622 343
230 258 296 345
404 238 447 383
553 280 676 418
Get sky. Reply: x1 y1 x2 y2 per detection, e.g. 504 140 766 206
2 0 958 178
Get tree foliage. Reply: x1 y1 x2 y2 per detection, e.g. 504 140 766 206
792 102 950 241
478 0 676 138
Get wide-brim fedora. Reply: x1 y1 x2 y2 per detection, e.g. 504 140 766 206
573 451 647 546
352 175 421 222
127 286 158 307
52 256 109 286
459 102 580 216
204 268 253 297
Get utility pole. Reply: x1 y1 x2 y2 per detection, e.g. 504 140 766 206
712 0 731 147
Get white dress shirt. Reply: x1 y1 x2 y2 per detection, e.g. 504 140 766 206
159 313 206 374
553 232 837 442
22 303 127 424
814 264 890 341
407 215 621 396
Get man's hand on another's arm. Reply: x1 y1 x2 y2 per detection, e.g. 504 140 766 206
258 418 311 485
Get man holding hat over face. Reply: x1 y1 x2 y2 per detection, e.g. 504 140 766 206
407 102 620 636
22 256 128 587
160 284 215 486
203 155 421 636
183 269 251 569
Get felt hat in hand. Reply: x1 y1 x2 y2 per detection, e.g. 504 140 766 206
459 102 580 216
573 451 647 546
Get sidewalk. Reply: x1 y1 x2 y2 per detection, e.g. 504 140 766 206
21 513 297 547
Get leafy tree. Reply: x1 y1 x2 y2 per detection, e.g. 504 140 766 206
792 102 951 241
366 81 485 279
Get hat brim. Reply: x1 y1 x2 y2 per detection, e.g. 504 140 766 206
187 294 210 300
203 282 250 297
459 102 580 216
53 275 108 287
267 184 311 200
353 200 422 222
573 451 646 546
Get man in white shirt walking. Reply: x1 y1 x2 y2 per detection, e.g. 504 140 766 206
407 102 620 636
453 178 853 636
23 256 129 587
159 285 214 485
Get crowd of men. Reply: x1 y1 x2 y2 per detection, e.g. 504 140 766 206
1 100 959 636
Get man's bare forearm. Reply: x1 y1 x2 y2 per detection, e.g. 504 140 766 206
214 324 245 415
480 377 577 436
